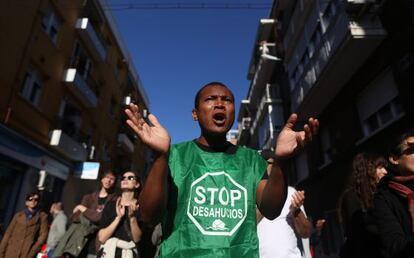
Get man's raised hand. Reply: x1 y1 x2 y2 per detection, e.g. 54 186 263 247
125 103 170 154
275 113 319 158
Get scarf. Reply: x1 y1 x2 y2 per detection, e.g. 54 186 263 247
99 237 137 258
388 175 414 233
24 208 38 221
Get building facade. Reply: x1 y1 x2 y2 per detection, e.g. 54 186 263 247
238 0 414 256
237 18 291 152
0 0 150 228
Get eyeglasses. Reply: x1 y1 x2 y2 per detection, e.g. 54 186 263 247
401 147 414 156
121 176 137 181
27 197 39 202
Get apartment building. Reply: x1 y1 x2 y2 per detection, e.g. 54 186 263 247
239 0 414 255
0 0 149 227
237 18 291 152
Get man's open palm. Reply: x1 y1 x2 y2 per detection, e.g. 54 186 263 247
275 113 319 158
125 104 170 153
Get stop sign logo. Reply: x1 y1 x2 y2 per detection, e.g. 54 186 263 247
187 171 247 236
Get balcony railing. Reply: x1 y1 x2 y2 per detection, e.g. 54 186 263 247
76 18 107 61
63 68 98 107
248 58 278 108
49 129 87 161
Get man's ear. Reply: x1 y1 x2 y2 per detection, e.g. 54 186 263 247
389 155 399 165
192 109 198 121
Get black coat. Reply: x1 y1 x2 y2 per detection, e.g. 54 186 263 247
339 189 383 258
374 175 414 258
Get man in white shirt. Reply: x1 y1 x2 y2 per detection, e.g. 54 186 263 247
257 150 312 258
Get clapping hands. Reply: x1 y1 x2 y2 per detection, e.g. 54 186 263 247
289 190 305 216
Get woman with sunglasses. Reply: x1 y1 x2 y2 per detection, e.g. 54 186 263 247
0 191 48 258
97 172 142 258
374 131 414 258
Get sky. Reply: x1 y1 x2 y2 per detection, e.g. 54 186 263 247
106 0 272 143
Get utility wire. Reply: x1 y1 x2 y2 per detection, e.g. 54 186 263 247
101 3 271 10
11 2 271 11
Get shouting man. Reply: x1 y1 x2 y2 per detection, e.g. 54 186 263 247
125 82 318 257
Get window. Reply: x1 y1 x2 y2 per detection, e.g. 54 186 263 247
322 0 338 29
293 68 300 85
301 49 310 68
21 69 43 106
378 104 393 124
365 114 379 133
357 68 404 138
309 24 322 58
41 7 61 44
56 99 82 140
361 97 404 137
70 42 92 80
269 104 284 132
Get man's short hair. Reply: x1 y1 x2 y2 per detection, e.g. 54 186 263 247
25 191 40 201
102 169 116 178
194 81 233 109
54 202 63 211
388 130 414 156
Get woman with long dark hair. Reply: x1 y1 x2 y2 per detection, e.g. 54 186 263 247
339 152 387 258
97 171 142 258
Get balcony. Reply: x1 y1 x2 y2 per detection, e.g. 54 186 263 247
290 7 386 117
76 18 107 61
49 129 87 161
250 94 283 136
118 133 134 153
63 68 97 107
248 58 278 109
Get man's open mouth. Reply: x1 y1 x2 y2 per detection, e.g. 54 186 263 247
213 113 226 125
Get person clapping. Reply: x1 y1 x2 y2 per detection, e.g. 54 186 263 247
97 171 142 258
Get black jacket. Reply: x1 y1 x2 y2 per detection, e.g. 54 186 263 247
374 175 414 258
339 189 382 258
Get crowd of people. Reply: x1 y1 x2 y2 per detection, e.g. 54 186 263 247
0 82 413 258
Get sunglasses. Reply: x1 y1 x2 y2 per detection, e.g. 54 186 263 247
401 147 414 156
121 175 137 181
27 197 39 202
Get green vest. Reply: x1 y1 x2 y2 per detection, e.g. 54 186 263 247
159 141 267 258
